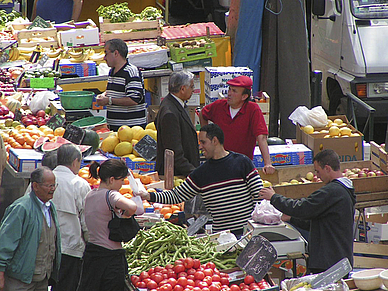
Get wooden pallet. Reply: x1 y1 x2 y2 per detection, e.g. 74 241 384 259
99 17 161 42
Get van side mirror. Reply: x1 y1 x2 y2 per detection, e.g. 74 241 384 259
312 0 325 16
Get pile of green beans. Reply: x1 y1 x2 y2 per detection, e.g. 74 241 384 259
123 221 241 274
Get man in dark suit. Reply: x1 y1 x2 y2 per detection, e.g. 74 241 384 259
155 70 200 177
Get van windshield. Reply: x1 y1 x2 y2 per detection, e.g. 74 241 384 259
351 0 388 19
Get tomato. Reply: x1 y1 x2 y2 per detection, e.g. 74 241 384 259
203 269 214 277
211 275 221 282
242 288 251 291
175 259 185 265
174 285 184 291
198 281 209 289
143 278 152 284
150 289 158 291
258 279 271 289
152 273 164 284
161 268 169 275
187 275 195 280
193 287 202 291
160 279 169 286
220 287 230 291
229 285 240 291
140 271 150 281
178 272 188 278
148 268 155 275
155 266 165 273
131 275 140 285
209 283 221 291
194 271 205 280
213 269 220 276
184 288 192 291
161 283 173 291
174 264 186 274
187 268 196 276
168 270 178 279
177 277 188 287
203 287 210 291
184 258 194 269
239 283 247 289
205 262 216 270
166 264 174 269
249 283 260 290
147 280 159 290
193 259 201 269
187 279 195 287
203 276 212 285
220 278 229 286
168 278 177 287
244 275 255 285
219 273 229 278
136 281 147 288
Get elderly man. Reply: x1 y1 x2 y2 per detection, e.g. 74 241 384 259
155 70 200 177
51 143 91 291
200 75 275 174
139 124 263 237
0 166 61 290
259 149 356 274
96 38 147 130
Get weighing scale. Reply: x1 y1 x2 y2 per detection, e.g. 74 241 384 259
246 220 307 257
65 109 94 124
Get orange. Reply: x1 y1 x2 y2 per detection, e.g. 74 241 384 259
54 127 65 136
164 213 172 219
123 193 133 199
119 185 133 195
143 201 151 208
133 172 140 178
47 134 55 140
140 175 152 185
171 205 181 212
23 144 32 149
43 128 54 136
123 178 129 185
14 135 25 145
160 207 172 216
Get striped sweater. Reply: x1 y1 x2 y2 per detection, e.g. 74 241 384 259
106 61 147 127
150 152 263 233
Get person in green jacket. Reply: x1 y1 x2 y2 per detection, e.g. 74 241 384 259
0 166 61 290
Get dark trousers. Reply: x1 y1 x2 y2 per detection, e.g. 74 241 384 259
52 254 82 291
77 243 128 291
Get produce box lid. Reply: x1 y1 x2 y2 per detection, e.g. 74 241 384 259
161 22 224 40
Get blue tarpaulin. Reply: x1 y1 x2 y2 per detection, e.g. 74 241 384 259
233 0 265 96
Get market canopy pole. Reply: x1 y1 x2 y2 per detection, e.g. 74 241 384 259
225 0 240 61
21 0 27 19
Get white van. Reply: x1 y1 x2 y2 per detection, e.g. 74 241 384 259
310 0 388 125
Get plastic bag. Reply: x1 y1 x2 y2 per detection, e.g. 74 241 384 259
281 276 349 291
29 91 54 114
131 195 145 215
251 200 282 224
289 106 328 128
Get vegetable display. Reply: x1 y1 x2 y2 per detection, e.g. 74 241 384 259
96 3 162 23
124 221 240 274
0 10 20 27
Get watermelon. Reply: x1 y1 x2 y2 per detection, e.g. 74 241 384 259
79 145 93 157
81 129 100 154
41 136 71 152
33 136 49 151
267 137 286 145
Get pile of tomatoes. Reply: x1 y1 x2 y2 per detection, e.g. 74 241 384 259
130 258 273 291
131 258 230 291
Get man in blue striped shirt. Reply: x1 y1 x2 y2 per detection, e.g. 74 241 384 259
97 39 147 131
138 123 263 236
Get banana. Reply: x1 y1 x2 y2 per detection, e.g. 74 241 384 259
47 48 62 58
88 52 105 62
17 46 36 54
68 49 83 59
69 52 88 63
8 47 14 60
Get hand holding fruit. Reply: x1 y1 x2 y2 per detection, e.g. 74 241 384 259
263 164 276 175
259 186 275 200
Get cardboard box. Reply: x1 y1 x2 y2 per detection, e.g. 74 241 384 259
99 150 156 173
371 141 388 174
296 115 364 162
58 26 99 47
355 213 388 243
253 144 313 168
8 148 43 172
168 58 212 71
204 66 254 85
59 60 97 77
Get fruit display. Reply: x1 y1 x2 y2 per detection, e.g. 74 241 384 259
24 67 61 79
100 122 157 161
301 118 361 138
342 167 385 178
230 275 272 291
20 109 51 126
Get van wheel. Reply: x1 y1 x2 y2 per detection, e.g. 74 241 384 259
327 79 346 115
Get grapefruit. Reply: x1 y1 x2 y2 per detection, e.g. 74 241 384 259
132 126 145 141
100 136 120 153
114 141 133 156
303 125 314 134
144 129 157 141
329 126 340 137
117 125 133 142
145 122 156 130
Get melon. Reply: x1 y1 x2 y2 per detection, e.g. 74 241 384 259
117 125 133 142
267 137 285 145
114 141 132 156
100 135 120 153
145 122 156 130
78 145 93 157
33 136 50 151
40 136 71 152
82 129 100 154
144 129 157 141
132 126 145 141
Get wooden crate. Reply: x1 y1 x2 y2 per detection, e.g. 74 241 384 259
99 17 161 42
371 141 388 174
353 242 388 269
12 25 59 48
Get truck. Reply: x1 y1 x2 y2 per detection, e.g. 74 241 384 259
310 0 388 142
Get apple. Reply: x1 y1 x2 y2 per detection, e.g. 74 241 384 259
375 171 385 176
23 118 34 126
362 168 370 172
358 171 367 178
306 172 314 181
349 174 359 179
37 117 46 126
352 168 361 173
36 110 46 118
0 105 8 115
30 116 37 125
367 171 377 177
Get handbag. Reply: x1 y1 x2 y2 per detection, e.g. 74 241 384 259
106 190 140 242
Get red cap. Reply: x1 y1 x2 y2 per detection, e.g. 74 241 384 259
226 76 253 89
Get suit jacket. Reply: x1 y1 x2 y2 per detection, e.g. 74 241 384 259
155 94 200 176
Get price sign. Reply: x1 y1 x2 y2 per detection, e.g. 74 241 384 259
30 77 55 89
28 16 51 29
46 113 65 130
134 134 157 161
236 235 277 282
38 54 49 67
63 124 85 145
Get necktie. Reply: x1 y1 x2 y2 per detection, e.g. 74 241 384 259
43 203 51 227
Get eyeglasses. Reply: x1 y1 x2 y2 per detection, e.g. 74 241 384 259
39 183 58 189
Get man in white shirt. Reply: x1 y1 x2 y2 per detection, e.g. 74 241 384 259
51 143 91 291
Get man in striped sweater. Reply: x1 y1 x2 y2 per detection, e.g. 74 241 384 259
96 39 147 131
138 124 263 236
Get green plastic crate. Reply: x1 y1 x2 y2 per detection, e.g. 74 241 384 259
71 116 107 128
169 38 217 63
59 91 95 110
